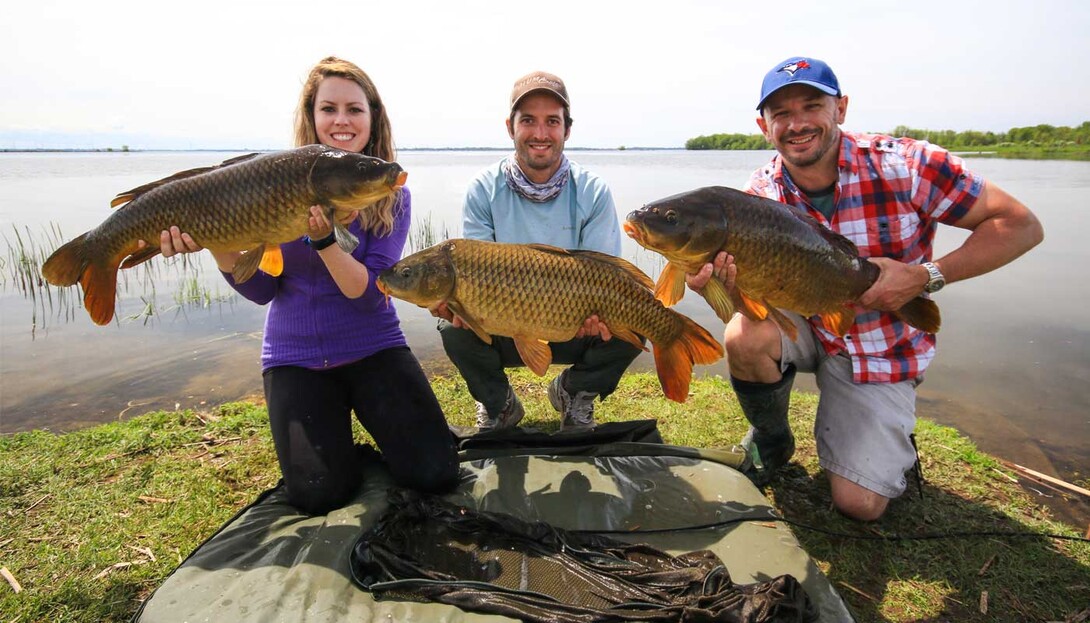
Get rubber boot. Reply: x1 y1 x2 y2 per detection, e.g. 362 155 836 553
731 364 797 485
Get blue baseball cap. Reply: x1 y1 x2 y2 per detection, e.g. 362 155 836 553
757 56 841 110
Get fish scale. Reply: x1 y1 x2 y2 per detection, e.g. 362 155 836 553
377 239 724 403
41 144 406 325
624 185 941 339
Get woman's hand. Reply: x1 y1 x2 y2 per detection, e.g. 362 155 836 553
157 226 204 257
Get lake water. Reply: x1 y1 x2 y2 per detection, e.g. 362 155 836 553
1 149 1087 523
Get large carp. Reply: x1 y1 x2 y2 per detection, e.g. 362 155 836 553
623 185 940 340
376 239 723 403
41 145 407 325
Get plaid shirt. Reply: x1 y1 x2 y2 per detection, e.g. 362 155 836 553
744 131 985 383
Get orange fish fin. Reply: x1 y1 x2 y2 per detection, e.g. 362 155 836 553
231 244 267 284
119 244 161 270
895 296 941 333
654 263 687 307
83 243 139 326
513 335 552 376
258 245 284 277
110 153 261 208
611 327 649 352
767 306 800 342
701 278 737 323
446 300 492 345
735 289 768 322
41 233 90 287
652 313 724 403
818 308 854 338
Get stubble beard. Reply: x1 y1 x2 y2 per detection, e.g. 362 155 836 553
779 128 840 169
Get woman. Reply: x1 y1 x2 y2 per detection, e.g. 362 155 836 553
158 57 459 515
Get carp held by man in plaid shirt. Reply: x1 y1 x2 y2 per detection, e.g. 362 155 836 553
623 185 941 341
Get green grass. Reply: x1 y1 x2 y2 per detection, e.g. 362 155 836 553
1 370 1087 622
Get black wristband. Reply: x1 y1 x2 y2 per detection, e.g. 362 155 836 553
306 232 337 251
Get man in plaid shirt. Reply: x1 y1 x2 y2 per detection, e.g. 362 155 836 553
688 56 1043 521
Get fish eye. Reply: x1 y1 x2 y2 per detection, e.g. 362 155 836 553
399 266 412 277
665 210 678 224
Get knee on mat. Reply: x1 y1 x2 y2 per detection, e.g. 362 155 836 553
287 477 357 516
394 460 460 494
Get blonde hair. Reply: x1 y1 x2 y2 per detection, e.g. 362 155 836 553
294 56 399 236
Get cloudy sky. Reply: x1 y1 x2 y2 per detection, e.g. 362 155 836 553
3 0 1087 150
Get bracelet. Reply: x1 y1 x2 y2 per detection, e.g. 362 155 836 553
305 232 337 251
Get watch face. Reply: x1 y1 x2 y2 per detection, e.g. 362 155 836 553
923 262 944 293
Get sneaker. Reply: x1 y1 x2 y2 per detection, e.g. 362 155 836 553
475 386 524 431
549 374 597 432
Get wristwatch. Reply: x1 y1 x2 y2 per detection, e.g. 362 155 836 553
922 262 945 294
306 232 337 251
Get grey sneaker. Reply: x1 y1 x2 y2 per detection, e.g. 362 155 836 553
475 386 524 431
549 374 597 432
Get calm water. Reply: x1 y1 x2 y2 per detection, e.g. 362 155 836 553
1 149 1087 521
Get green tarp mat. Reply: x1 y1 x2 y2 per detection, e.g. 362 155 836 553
133 421 854 622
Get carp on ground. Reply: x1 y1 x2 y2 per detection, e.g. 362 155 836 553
41 145 407 325
624 185 940 340
376 239 724 403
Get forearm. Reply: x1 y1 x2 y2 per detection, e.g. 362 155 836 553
316 245 370 299
934 193 1043 285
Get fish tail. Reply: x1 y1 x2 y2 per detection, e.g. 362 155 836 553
653 314 725 403
81 258 122 326
41 233 91 287
42 233 130 325
895 297 941 333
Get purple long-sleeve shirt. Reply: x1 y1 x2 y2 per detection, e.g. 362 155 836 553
222 188 412 371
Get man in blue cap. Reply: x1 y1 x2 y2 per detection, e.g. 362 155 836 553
686 56 1043 521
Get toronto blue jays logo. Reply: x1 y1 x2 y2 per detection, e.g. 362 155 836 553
779 60 811 76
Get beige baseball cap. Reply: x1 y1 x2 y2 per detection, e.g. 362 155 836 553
509 71 569 112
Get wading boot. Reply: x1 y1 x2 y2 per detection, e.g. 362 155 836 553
731 364 797 486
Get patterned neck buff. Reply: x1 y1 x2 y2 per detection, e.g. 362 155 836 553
502 154 571 203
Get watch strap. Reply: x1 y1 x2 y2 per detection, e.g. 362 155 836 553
306 232 337 251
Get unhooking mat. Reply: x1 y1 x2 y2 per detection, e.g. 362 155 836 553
133 421 855 622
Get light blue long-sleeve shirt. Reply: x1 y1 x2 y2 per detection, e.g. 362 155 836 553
462 159 621 255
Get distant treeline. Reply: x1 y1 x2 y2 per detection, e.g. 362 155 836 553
685 122 1090 159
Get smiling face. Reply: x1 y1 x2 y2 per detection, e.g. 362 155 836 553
757 84 847 171
506 92 571 183
313 76 372 153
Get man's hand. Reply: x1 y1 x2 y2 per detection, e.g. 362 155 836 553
685 251 736 292
857 257 929 311
575 314 612 341
429 301 467 329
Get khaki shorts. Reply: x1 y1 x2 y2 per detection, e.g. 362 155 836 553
778 313 919 498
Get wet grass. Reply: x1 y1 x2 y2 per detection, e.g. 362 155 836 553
1 370 1087 622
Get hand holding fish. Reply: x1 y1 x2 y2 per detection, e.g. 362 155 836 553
429 301 466 329
307 205 360 241
857 257 931 312
159 226 204 257
574 315 613 341
685 251 737 293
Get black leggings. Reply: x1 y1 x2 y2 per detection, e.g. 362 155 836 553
263 346 459 515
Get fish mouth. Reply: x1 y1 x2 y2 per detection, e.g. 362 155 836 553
394 170 408 188
375 278 392 307
622 221 644 244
